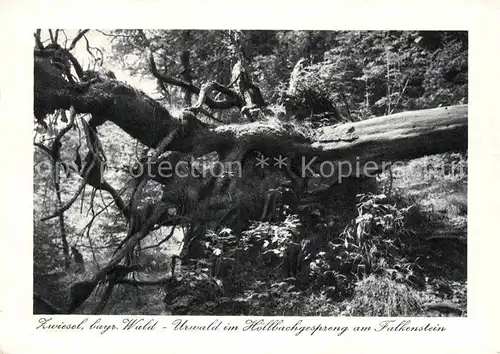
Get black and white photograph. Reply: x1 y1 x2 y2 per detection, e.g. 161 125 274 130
32 29 468 317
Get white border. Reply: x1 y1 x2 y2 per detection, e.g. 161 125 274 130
1 1 499 353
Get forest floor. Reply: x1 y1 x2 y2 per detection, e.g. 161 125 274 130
37 153 467 316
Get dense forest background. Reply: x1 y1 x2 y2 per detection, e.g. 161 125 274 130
33 30 467 316
107 30 467 119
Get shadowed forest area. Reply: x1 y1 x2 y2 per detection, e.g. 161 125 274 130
33 30 467 316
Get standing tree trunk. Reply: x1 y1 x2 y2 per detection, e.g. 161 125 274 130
180 50 192 106
56 185 70 269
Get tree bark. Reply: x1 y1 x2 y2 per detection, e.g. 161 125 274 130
180 50 192 106
310 104 467 177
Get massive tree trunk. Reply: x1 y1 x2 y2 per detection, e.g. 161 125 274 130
311 104 467 177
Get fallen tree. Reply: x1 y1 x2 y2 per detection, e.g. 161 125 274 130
32 32 468 314
35 55 467 175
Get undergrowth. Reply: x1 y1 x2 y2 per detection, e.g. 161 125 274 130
34 152 467 317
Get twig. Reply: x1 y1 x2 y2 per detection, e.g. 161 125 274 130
60 30 68 48
48 29 55 44
198 107 225 124
85 215 101 270
34 142 53 157
141 220 179 251
389 78 410 115
95 29 130 39
83 34 104 65
40 159 96 221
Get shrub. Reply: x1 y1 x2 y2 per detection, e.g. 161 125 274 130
342 275 423 316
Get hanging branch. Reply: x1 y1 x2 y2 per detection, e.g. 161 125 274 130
84 212 101 269
34 142 52 156
92 264 143 314
34 45 84 81
52 142 70 268
60 30 68 48
40 159 96 222
114 128 181 256
40 116 130 222
68 29 90 51
63 49 85 80
34 107 77 267
83 34 104 65
141 219 179 251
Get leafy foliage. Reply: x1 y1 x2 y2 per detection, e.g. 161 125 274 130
106 30 467 124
